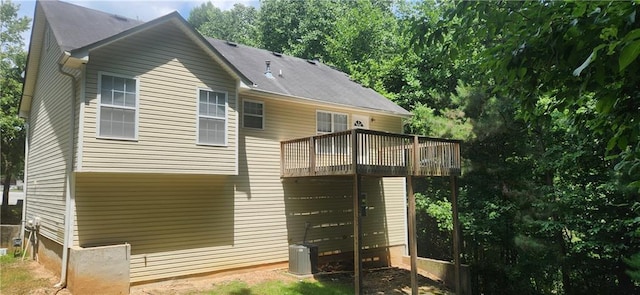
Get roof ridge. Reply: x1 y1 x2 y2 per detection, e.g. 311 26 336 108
41 0 144 24
204 37 333 68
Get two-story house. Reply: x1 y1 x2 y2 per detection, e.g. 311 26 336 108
19 1 461 294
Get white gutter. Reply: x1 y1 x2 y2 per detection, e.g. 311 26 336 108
241 87 413 119
54 52 79 288
20 122 30 246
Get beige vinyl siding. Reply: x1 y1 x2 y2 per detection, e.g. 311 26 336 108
72 93 406 283
74 173 287 282
81 22 237 174
24 24 75 244
238 94 406 255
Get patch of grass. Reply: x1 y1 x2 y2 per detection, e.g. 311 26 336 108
0 255 50 295
202 278 353 295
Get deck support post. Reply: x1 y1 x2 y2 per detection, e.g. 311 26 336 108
353 174 362 294
352 129 363 294
408 175 418 295
408 135 419 294
451 175 461 295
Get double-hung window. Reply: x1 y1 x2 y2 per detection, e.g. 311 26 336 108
198 89 227 145
316 111 348 154
98 73 138 139
243 100 264 129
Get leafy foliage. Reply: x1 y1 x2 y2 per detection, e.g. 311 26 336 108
126 1 640 294
1 0 29 220
189 2 259 47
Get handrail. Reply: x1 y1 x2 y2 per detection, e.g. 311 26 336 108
281 129 461 177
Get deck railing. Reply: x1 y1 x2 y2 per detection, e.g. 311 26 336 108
281 129 461 177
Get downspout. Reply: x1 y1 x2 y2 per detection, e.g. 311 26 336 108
54 53 78 288
20 122 30 245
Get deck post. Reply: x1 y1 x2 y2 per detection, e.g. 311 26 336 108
309 137 316 176
352 129 363 294
409 135 419 295
280 142 284 177
408 175 418 295
353 174 362 294
451 175 461 295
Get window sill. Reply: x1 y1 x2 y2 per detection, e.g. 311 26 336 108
96 136 138 142
196 142 228 147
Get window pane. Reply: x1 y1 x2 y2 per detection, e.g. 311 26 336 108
99 107 113 136
101 75 112 92
244 115 262 129
113 91 125 106
199 90 208 103
125 93 136 107
215 92 224 105
113 77 124 91
334 114 348 131
317 112 332 133
244 101 262 115
100 107 135 138
125 78 136 93
101 89 112 104
199 117 225 145
199 102 207 116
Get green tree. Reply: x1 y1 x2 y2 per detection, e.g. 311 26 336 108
189 2 259 47
0 0 29 221
257 0 344 60
415 1 640 293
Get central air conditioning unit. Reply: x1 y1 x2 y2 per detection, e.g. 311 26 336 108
288 243 318 275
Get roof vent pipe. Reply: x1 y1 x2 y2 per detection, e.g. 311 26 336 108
265 60 274 79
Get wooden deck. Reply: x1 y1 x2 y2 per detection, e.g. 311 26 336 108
280 129 461 178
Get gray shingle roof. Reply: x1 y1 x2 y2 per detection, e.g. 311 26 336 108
40 0 143 52
208 39 410 116
39 0 410 116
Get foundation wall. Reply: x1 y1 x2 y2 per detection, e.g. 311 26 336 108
68 244 131 295
403 256 472 295
36 234 63 277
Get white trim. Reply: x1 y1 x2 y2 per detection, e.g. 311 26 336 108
242 98 265 130
241 87 412 118
96 71 140 141
196 87 228 146
76 65 86 171
234 85 239 175
352 114 370 129
19 122 30 244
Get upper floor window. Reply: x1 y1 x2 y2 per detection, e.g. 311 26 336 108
98 73 138 139
198 89 227 145
316 111 348 154
317 111 348 134
243 100 264 129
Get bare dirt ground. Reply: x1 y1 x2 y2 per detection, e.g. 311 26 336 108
130 264 453 295
16 260 72 295
22 260 451 294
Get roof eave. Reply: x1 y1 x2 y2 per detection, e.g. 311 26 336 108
67 12 253 86
241 87 412 118
19 1 46 119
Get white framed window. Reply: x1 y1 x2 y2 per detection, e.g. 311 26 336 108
97 72 139 140
243 99 264 129
316 111 348 134
316 111 349 154
197 89 227 145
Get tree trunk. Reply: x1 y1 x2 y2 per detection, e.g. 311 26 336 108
1 173 11 223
